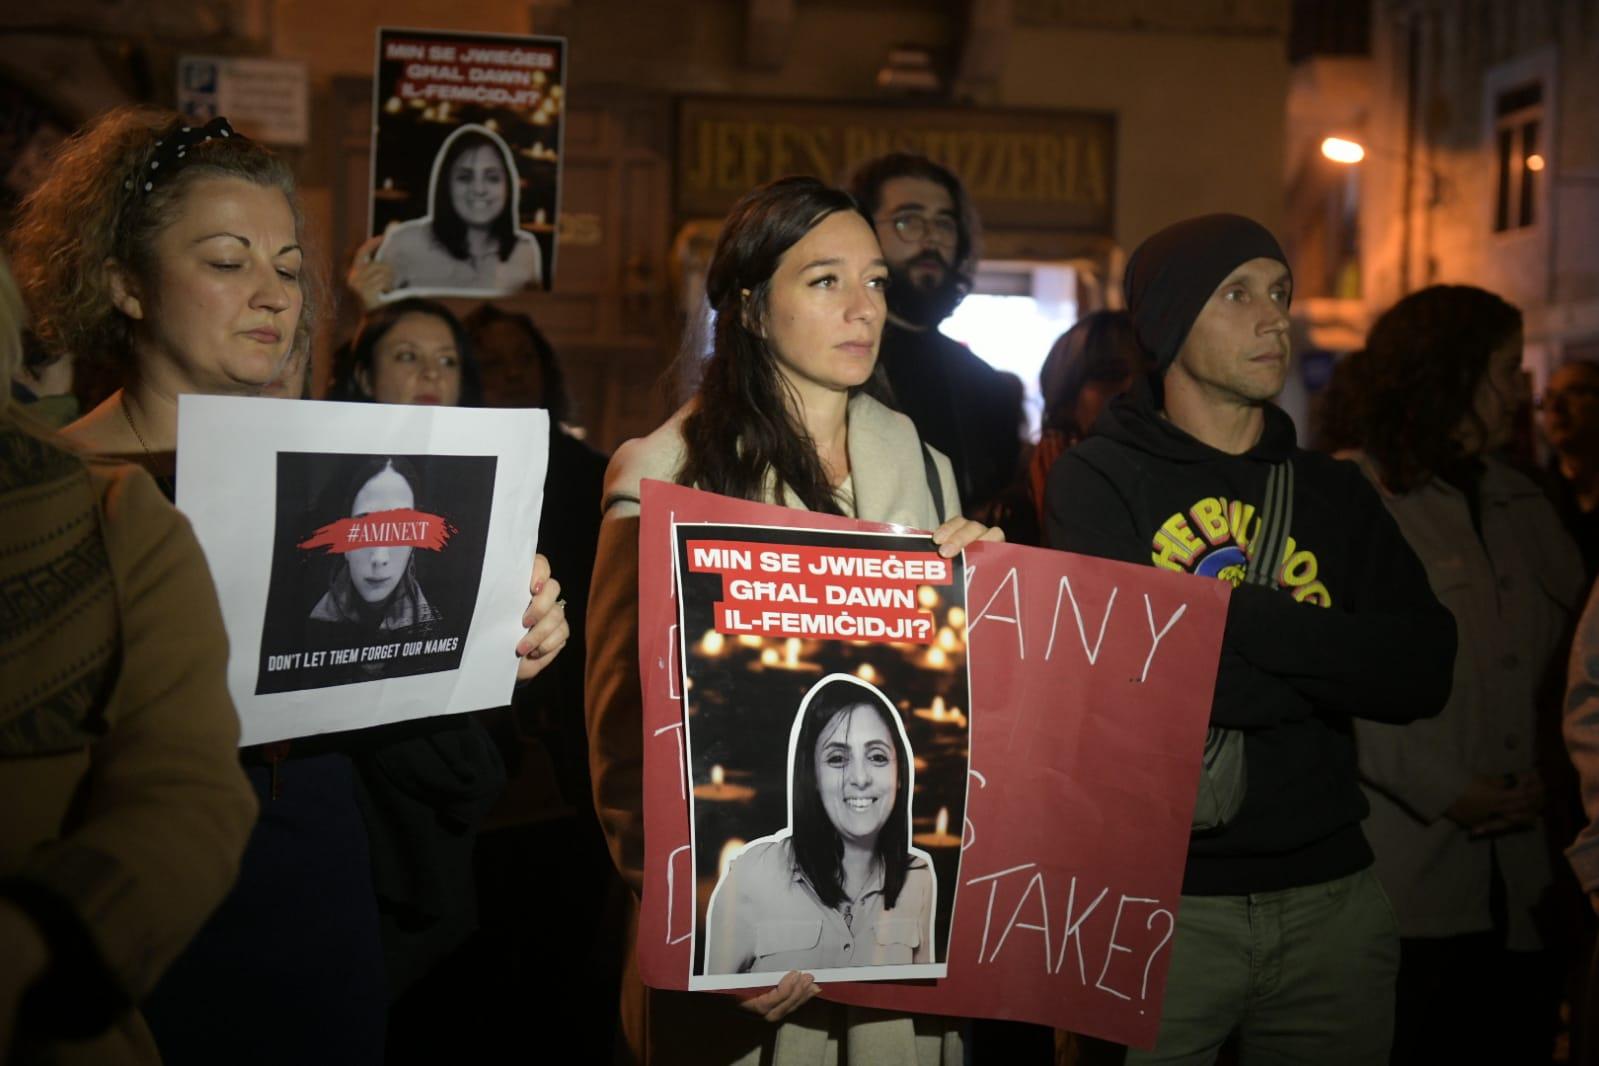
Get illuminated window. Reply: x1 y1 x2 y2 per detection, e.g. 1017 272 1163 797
1494 82 1542 232
940 263 1078 438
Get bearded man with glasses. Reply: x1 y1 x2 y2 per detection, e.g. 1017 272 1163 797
848 154 1022 520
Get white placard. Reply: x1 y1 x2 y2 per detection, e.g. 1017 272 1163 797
176 396 547 746
178 56 310 146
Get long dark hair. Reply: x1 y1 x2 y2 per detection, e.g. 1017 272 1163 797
1039 310 1144 439
341 297 483 407
429 126 519 263
789 675 916 911
678 177 881 513
461 302 571 420
1345 284 1523 491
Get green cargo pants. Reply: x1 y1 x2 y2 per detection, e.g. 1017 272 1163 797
1079 868 1400 1065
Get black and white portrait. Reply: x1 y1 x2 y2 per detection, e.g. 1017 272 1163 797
255 451 497 694
376 124 543 298
675 524 971 989
702 674 938 977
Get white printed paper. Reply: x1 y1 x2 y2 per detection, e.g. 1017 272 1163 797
176 396 547 745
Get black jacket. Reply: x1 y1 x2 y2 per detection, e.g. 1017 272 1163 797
878 322 1021 518
1046 378 1457 894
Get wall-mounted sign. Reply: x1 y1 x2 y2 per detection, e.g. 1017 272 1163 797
677 97 1116 234
178 56 309 147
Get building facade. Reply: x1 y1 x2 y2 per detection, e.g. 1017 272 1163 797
1287 0 1599 393
2 0 1293 449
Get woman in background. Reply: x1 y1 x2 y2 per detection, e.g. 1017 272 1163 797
586 175 998 1065
1028 310 1145 524
1338 284 1585 1065
335 295 483 408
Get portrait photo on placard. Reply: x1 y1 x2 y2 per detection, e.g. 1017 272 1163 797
255 451 497 694
369 28 564 298
674 523 972 989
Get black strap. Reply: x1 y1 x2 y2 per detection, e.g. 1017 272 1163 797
1244 459 1294 587
921 441 945 520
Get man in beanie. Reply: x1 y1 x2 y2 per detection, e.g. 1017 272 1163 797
848 154 1021 519
1046 214 1457 1063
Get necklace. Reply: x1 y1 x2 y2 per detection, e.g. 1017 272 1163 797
841 901 854 932
121 398 156 456
121 398 177 497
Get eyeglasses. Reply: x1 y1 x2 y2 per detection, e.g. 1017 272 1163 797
880 212 960 247
1536 384 1599 411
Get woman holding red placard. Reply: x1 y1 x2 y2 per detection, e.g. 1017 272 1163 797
587 175 1000 1065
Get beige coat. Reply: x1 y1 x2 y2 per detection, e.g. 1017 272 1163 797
585 393 962 1066
1 411 257 1063
1352 454 1584 948
1567 583 1599 895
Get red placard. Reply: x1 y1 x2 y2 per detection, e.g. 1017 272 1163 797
636 481 1229 1048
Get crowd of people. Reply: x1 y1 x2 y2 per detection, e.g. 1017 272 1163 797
2 102 1598 1066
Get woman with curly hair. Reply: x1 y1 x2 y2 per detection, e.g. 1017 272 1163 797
1340 284 1585 1065
9 108 312 471
9 106 569 1065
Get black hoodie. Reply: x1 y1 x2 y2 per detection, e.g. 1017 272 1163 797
1046 378 1457 895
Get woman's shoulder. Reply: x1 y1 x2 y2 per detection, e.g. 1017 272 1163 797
845 392 960 524
57 393 137 458
848 391 919 446
896 849 937 906
377 218 433 255
1482 454 1556 502
380 217 431 249
721 836 795 891
509 230 541 262
602 402 694 515
505 230 543 285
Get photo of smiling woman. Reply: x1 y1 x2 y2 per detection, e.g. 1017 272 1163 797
375 123 543 298
702 673 938 983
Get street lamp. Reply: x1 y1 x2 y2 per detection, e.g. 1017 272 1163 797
1320 136 1366 164
1317 134 1443 295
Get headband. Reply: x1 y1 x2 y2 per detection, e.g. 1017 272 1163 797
124 117 245 196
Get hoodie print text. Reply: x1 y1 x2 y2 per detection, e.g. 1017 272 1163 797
1150 494 1332 606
